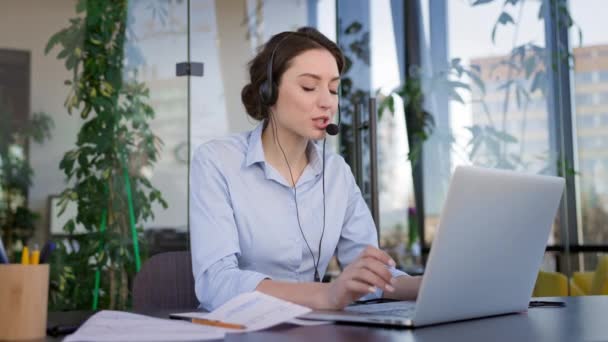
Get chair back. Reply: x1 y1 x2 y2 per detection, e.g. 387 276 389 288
591 255 608 295
532 271 568 297
132 251 199 311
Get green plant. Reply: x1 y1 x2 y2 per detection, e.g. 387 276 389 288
337 21 372 161
0 106 53 258
45 0 167 311
376 0 581 173
464 0 582 171
377 63 478 165
374 0 581 250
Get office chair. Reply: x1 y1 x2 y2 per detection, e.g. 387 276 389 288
570 255 608 296
532 270 568 297
570 272 593 296
132 251 199 311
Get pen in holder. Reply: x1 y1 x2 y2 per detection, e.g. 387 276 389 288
0 264 49 340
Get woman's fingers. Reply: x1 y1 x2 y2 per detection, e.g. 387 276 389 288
345 278 378 295
352 267 395 293
331 246 399 308
361 245 396 267
355 257 394 288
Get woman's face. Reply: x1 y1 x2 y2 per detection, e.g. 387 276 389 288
271 48 340 141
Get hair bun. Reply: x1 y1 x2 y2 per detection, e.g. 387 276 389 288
241 83 264 120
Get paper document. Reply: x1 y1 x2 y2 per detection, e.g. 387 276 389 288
172 291 313 332
66 291 318 341
63 310 224 342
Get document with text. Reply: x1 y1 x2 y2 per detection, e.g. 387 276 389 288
63 310 224 342
65 291 322 341
171 291 314 332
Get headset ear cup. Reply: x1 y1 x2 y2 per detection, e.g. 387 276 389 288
259 81 272 106
268 82 278 105
259 80 278 106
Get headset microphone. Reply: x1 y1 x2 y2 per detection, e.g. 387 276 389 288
325 123 339 136
325 102 342 136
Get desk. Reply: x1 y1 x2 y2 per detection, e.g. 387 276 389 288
47 296 608 341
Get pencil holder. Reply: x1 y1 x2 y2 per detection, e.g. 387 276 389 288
0 264 49 340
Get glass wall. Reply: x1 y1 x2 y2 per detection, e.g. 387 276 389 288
0 0 189 310
371 0 419 272
418 0 564 273
1 0 339 311
336 0 418 272
414 0 607 294
569 0 608 274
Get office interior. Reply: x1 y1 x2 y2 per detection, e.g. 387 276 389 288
0 0 607 315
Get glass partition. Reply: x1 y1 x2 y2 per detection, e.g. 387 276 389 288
0 0 188 310
420 0 560 270
568 0 608 285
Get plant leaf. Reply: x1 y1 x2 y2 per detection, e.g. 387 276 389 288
492 12 515 43
472 0 495 5
447 87 465 104
345 21 362 34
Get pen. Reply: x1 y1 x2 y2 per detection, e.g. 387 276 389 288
529 300 565 308
21 246 30 265
0 237 8 264
191 318 247 330
31 244 40 265
40 241 56 264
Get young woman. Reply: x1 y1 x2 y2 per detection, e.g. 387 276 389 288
190 27 421 311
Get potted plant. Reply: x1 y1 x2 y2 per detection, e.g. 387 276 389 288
45 0 167 310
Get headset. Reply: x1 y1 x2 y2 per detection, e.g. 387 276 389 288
260 32 341 282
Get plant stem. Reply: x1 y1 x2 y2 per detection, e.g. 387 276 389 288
109 266 116 310
501 0 526 162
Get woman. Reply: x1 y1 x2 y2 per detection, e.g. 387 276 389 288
190 27 421 311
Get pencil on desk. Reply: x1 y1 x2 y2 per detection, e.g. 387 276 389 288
21 246 30 265
191 318 246 330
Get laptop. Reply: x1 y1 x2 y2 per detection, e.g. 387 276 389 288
301 165 565 328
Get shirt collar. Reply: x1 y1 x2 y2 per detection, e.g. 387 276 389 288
245 121 266 167
245 120 324 176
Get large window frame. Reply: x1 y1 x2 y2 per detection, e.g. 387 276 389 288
402 0 607 275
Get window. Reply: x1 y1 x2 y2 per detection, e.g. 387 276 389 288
420 0 555 248
570 0 608 272
575 71 593 84
578 136 601 149
576 93 594 106
600 113 608 126
336 0 417 270
577 114 598 129
599 92 608 105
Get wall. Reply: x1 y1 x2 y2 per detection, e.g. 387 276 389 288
0 0 80 244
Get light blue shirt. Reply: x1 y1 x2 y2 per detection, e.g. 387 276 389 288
189 121 407 311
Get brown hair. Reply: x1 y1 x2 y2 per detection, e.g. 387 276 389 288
241 27 345 121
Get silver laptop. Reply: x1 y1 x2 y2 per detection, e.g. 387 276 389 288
301 166 565 328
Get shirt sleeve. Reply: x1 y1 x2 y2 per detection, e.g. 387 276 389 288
189 144 270 311
335 159 408 300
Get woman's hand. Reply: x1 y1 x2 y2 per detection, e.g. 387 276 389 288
321 246 397 310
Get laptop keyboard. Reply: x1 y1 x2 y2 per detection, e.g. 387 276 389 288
346 301 416 319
